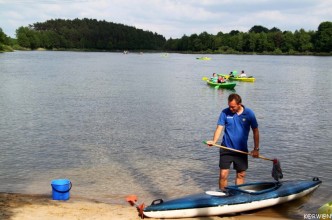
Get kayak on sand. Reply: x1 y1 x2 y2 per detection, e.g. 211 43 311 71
127 177 321 219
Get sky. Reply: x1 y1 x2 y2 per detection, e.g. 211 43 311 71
0 0 332 39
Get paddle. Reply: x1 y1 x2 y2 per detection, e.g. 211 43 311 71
202 141 283 181
126 195 145 218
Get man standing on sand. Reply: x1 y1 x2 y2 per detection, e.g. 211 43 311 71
206 93 260 190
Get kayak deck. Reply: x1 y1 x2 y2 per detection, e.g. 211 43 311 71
206 80 236 89
219 74 256 82
143 178 322 218
229 76 255 82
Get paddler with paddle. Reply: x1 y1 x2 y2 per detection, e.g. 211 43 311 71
206 93 260 190
205 93 283 190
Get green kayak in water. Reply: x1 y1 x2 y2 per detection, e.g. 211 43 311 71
206 80 236 89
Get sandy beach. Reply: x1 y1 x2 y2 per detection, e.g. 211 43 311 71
0 192 294 220
0 193 139 220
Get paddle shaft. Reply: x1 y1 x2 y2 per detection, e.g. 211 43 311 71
209 143 273 161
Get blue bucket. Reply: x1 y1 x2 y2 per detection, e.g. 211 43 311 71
51 179 72 200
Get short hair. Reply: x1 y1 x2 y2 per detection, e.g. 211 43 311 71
228 93 242 104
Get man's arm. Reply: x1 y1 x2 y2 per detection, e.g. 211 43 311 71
251 127 260 157
207 125 224 145
253 127 259 149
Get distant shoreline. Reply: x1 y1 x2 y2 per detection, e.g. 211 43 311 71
2 48 331 56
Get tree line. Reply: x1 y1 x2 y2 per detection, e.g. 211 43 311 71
0 27 15 52
14 18 166 51
164 22 332 54
1 19 331 54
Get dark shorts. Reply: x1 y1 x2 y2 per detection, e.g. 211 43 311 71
219 149 248 171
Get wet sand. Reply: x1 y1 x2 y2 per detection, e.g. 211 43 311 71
0 192 293 220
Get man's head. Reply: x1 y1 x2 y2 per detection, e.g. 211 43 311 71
228 93 242 113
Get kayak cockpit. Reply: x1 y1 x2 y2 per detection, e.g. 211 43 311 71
226 182 280 195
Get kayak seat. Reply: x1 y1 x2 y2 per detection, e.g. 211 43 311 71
205 191 228 197
226 182 280 195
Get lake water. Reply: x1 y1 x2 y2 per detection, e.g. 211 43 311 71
0 51 331 218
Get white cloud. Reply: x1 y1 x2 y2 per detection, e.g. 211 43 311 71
0 0 331 39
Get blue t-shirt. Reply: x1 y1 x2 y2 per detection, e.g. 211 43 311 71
217 106 258 152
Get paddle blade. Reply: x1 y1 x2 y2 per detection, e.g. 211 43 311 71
126 195 138 205
126 195 145 218
272 159 283 181
214 85 220 89
202 77 209 81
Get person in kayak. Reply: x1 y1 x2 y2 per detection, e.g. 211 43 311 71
206 93 260 190
210 73 218 83
217 75 226 83
239 70 247 77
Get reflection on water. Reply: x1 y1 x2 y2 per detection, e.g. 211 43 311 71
0 52 331 218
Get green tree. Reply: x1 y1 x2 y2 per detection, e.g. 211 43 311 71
21 18 166 50
214 32 224 50
271 31 283 49
280 31 295 53
177 35 189 51
16 27 30 48
198 31 215 51
249 25 269 33
229 30 240 35
269 27 281 32
226 33 243 52
234 33 245 52
247 32 260 52
256 32 268 52
0 28 5 51
164 38 179 51
314 21 332 52
0 28 6 44
294 29 313 52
